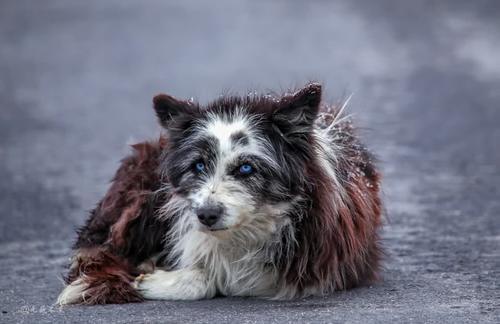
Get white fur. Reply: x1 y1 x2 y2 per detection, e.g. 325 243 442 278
204 110 250 153
57 278 88 305
315 96 353 200
314 129 346 202
135 269 215 300
138 199 296 299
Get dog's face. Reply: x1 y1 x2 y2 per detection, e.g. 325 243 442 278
155 84 322 236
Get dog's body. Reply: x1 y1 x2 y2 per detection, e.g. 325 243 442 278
57 84 383 305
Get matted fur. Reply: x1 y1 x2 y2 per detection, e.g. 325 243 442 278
58 83 383 305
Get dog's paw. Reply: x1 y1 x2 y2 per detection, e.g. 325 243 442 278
134 270 174 299
59 275 144 305
57 279 88 305
134 269 211 300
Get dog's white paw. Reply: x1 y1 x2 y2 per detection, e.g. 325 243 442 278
57 279 88 305
135 269 212 300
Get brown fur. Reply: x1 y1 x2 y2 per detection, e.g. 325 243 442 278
282 124 382 292
65 138 169 304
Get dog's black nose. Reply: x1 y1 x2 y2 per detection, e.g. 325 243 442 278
196 205 223 227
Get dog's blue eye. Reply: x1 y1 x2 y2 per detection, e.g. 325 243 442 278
239 164 253 175
195 162 205 173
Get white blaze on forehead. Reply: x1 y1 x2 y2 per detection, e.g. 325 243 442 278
204 113 250 154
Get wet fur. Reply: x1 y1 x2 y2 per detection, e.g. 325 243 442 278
58 83 383 305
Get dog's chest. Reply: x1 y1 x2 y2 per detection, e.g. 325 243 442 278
179 232 278 296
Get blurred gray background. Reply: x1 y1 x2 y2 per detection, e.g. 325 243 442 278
0 1 499 323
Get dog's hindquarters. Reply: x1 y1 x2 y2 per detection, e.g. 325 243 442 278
58 139 170 305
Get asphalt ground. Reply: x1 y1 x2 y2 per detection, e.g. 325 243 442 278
0 1 499 323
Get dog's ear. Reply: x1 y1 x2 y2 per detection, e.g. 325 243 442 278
153 94 192 128
273 83 322 138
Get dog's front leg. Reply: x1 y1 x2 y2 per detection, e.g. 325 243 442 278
135 268 215 300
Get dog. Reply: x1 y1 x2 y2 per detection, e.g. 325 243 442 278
57 83 383 305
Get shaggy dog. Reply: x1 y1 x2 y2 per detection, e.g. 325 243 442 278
57 83 382 305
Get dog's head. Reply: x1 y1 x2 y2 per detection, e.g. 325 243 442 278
155 84 322 236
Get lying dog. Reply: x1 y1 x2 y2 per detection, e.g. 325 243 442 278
57 83 383 305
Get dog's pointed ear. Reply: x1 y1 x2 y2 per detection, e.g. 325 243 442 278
153 93 192 128
273 83 322 138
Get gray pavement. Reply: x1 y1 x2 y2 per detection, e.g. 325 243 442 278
0 1 499 323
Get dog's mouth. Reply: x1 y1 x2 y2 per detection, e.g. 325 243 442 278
201 226 231 238
197 219 245 235
198 225 229 233
208 227 228 232
206 221 247 234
